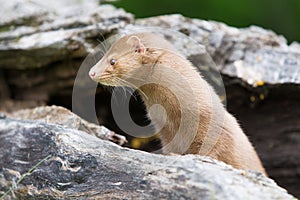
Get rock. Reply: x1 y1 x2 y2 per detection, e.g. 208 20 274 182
0 0 133 69
0 113 6 119
0 0 133 101
0 0 300 198
136 14 300 86
0 117 296 200
6 105 127 146
0 99 45 113
136 15 300 197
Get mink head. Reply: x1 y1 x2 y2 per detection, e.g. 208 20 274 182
89 32 178 87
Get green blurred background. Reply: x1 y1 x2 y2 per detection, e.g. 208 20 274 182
105 0 300 43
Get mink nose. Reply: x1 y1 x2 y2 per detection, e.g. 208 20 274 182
89 70 96 78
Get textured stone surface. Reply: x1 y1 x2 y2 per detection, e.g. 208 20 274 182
0 0 299 198
136 15 300 197
0 0 133 101
0 117 296 200
6 105 127 145
137 15 300 86
0 0 133 69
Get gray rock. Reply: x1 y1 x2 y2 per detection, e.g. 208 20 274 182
0 0 133 69
0 0 299 198
136 15 300 85
0 117 296 200
7 105 127 145
1 1 299 85
0 1 133 101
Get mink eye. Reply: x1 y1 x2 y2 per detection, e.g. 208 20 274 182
110 58 117 66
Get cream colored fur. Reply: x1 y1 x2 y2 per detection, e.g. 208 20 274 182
89 33 266 175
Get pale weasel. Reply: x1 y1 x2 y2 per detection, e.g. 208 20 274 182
89 32 266 174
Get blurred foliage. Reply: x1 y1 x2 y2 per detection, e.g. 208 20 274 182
105 0 300 43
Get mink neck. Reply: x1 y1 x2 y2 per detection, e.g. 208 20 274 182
136 54 206 112
135 51 226 126
135 54 228 154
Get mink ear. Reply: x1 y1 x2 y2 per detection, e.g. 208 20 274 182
127 35 146 54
